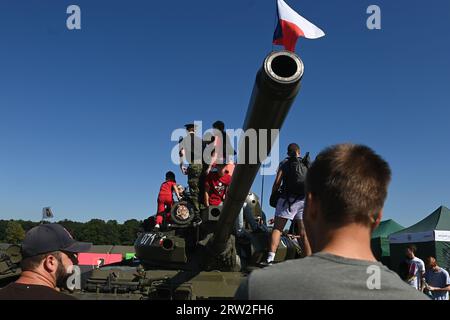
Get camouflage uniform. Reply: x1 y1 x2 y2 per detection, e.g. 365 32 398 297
179 131 205 218
187 164 205 215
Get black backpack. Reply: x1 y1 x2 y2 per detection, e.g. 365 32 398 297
282 156 308 198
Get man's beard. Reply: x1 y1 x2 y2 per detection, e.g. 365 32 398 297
55 258 71 289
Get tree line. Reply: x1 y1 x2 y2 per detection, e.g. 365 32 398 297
0 219 142 246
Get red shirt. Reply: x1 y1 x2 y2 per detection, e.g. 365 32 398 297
159 180 176 198
205 172 231 206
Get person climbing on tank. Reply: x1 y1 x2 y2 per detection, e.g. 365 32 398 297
155 171 181 229
206 120 236 176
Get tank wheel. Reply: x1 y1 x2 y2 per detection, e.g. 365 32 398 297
170 201 194 225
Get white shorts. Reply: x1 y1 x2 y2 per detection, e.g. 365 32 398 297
275 197 305 221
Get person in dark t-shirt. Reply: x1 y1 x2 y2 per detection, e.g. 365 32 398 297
0 223 91 300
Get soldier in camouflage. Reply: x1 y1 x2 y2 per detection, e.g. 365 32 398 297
179 123 206 224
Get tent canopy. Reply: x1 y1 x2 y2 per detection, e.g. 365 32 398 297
388 206 450 273
372 219 404 239
389 206 450 243
371 220 404 266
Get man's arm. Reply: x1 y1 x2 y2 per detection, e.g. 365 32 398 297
206 135 218 174
204 183 210 207
271 169 283 194
429 271 450 292
172 184 181 200
429 285 450 292
420 274 425 291
179 147 187 175
419 261 426 291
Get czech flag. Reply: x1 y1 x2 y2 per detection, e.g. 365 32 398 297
273 0 325 52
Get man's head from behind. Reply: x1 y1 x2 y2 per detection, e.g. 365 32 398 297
20 224 91 289
212 120 225 132
287 143 300 158
184 123 196 133
304 144 391 252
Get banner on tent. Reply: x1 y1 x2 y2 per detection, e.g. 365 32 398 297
389 230 450 243
435 230 450 242
389 231 434 243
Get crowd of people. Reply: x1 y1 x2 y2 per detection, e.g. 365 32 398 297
400 245 450 300
154 120 266 234
1 131 449 300
235 143 448 300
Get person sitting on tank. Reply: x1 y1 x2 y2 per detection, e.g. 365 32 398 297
204 165 266 236
235 196 269 236
204 164 232 209
155 171 181 230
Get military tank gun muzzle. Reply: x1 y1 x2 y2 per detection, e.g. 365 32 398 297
210 50 304 255
160 238 175 251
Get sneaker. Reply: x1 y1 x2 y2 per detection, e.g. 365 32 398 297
259 261 273 267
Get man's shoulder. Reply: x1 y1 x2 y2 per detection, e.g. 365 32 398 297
277 158 289 172
245 254 430 300
0 282 77 300
413 257 425 263
250 256 319 283
438 267 450 277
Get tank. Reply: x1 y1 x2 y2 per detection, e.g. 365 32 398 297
3 50 306 300
0 244 22 287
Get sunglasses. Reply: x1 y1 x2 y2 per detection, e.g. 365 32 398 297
61 251 79 264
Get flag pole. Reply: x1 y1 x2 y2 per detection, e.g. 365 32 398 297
272 0 278 51
261 165 265 208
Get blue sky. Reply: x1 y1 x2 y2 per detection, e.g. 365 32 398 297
0 0 449 228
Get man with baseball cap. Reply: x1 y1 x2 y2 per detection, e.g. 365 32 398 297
0 223 91 300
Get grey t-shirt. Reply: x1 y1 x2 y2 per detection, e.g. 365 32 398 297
425 268 450 300
235 252 429 300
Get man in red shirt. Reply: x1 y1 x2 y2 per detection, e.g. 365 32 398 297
204 166 232 207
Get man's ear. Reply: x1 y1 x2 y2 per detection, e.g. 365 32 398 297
305 192 318 221
43 254 58 273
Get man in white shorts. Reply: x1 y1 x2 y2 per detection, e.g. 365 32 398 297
265 143 312 265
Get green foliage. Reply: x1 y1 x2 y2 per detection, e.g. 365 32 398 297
5 221 26 244
0 220 7 241
119 219 140 245
0 219 143 245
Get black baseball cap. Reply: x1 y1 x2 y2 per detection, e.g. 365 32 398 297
184 123 196 130
21 223 92 259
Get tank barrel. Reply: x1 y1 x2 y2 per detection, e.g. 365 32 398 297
210 50 305 254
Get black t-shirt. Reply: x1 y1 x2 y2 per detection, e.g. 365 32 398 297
179 132 204 165
0 283 77 300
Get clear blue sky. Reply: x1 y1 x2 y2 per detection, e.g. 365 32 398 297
0 0 449 228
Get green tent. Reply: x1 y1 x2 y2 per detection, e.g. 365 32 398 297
389 206 450 274
371 219 404 267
